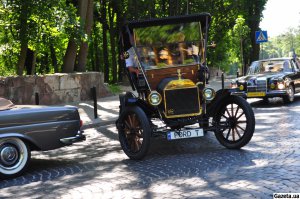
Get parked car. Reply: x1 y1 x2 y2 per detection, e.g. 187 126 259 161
116 13 255 160
0 98 85 178
231 57 300 103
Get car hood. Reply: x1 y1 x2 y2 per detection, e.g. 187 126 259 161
235 72 288 83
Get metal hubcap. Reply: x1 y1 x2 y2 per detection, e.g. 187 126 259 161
288 88 294 100
228 117 237 128
0 145 19 166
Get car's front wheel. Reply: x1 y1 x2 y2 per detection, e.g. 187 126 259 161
283 85 294 104
0 137 31 178
213 96 255 149
117 106 151 160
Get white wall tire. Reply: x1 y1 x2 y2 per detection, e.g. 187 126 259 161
0 138 31 178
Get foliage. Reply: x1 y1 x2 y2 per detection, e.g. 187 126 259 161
259 27 300 59
108 83 121 94
0 0 269 79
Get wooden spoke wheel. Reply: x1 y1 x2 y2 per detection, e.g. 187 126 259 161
117 106 151 160
214 96 255 149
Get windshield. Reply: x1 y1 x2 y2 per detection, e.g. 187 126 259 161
247 60 293 75
133 22 204 70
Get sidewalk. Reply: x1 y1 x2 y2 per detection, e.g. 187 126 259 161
67 78 231 130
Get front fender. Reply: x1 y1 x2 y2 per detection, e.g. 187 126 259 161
119 92 157 117
0 133 40 150
206 89 246 117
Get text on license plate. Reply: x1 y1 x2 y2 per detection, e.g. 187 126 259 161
247 92 266 97
167 128 204 140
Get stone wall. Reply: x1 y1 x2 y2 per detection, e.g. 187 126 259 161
0 72 110 105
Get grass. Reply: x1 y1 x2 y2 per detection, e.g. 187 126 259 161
108 84 121 94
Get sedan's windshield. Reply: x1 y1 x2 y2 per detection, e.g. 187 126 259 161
247 60 293 75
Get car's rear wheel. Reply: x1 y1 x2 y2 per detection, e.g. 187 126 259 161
262 97 269 104
0 138 31 178
214 96 255 149
283 85 294 104
117 106 151 160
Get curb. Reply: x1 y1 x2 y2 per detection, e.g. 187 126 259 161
82 118 117 130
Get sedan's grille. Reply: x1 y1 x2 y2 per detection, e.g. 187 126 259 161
164 87 201 118
247 79 267 92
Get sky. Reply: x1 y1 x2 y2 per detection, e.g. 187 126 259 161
260 0 300 38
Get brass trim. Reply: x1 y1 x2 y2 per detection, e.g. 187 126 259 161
147 91 162 106
203 87 216 101
163 85 202 118
164 79 196 90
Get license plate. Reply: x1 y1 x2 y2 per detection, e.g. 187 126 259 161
247 92 266 97
167 128 204 140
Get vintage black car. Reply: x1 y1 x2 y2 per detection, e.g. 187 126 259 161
0 98 85 178
116 13 255 160
231 57 300 103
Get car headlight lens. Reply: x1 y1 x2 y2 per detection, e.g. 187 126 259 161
239 85 244 91
203 88 216 101
147 91 162 106
277 83 285 90
270 83 276 89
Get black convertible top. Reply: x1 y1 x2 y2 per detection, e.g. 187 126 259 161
127 13 211 29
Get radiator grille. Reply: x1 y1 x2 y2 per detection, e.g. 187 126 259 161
247 79 267 92
164 87 201 118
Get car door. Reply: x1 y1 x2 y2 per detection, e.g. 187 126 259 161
291 59 300 93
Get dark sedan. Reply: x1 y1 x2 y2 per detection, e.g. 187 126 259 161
0 98 85 178
230 57 300 103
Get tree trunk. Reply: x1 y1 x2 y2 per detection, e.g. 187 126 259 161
109 2 117 83
62 0 79 73
31 51 37 75
25 48 32 75
116 7 123 82
50 43 58 73
101 0 110 82
77 0 94 72
16 2 29 76
93 22 101 72
62 38 77 73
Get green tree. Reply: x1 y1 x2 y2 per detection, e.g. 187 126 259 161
233 16 250 75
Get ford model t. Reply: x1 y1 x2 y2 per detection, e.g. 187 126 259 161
116 13 255 159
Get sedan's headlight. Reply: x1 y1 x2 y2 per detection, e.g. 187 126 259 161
203 88 216 101
147 91 162 106
277 83 285 90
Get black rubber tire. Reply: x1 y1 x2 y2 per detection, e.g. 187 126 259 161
262 97 269 104
0 138 31 178
117 106 151 160
213 96 255 149
283 85 294 104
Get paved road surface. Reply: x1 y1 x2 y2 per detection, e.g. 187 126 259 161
1 96 300 198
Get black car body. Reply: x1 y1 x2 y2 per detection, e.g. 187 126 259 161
231 57 300 103
0 98 85 178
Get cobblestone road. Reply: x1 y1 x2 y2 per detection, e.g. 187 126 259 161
1 96 300 198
